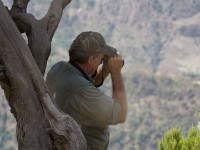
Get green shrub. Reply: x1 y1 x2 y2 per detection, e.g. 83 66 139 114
158 127 200 150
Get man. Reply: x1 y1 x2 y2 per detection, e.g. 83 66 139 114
46 31 127 150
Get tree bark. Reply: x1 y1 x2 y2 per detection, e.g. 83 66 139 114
0 0 86 149
10 0 71 75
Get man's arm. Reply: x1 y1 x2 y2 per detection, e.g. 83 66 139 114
109 54 127 123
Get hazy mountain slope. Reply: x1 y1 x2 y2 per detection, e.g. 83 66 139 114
44 0 200 77
1 0 200 150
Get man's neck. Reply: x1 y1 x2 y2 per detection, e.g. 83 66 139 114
69 61 95 85
75 62 90 75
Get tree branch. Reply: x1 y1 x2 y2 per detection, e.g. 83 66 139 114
10 0 30 13
44 0 71 40
0 1 87 149
0 64 6 81
10 0 72 74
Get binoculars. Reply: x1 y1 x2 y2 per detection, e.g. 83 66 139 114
103 45 124 66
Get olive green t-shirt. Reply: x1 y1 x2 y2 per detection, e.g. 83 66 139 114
46 61 121 150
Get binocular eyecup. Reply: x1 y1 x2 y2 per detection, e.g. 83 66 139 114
104 45 124 66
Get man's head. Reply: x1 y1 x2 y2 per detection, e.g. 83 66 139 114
69 31 106 63
68 31 119 75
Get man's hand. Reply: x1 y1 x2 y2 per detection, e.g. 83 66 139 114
108 52 123 74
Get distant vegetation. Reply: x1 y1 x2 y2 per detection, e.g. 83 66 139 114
109 73 200 150
1 0 200 150
0 96 17 150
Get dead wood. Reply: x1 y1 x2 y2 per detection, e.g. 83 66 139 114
0 0 86 149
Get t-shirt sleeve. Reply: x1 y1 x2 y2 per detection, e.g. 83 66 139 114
78 85 121 125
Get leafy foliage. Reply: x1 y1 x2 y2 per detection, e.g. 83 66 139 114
158 127 200 150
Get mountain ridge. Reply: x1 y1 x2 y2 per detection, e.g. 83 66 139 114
1 0 200 150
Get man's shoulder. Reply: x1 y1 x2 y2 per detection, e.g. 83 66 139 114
46 61 94 92
49 61 69 72
47 61 79 78
46 61 73 84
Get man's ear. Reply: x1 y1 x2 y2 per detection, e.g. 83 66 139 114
88 56 94 65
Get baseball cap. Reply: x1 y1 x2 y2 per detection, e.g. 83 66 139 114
87 31 117 57
69 31 116 58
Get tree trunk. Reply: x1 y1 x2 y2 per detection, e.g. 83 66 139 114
0 0 86 149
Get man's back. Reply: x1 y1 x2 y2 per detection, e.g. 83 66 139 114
46 61 121 150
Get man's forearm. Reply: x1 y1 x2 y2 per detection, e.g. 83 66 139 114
111 72 127 123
